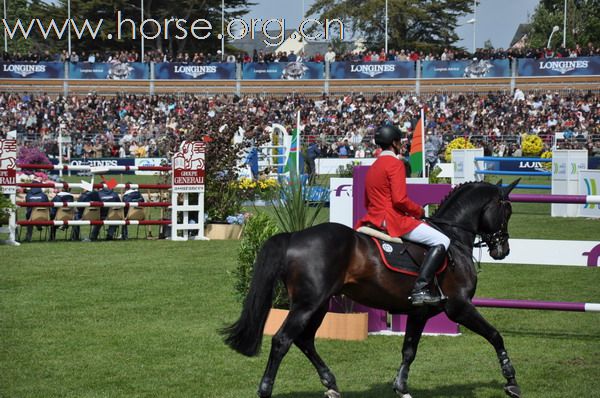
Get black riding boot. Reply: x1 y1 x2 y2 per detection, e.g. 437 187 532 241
410 244 447 306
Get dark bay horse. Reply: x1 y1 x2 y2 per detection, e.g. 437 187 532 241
222 180 522 398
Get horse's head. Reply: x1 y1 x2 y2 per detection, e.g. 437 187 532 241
478 179 519 259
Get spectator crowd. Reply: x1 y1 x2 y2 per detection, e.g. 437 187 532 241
2 42 599 66
2 89 600 164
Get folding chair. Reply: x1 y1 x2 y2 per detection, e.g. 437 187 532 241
81 207 101 240
19 207 50 242
125 206 147 239
51 207 75 241
104 208 124 239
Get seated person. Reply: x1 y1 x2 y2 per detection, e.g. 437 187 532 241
92 187 121 240
49 189 75 241
24 187 49 242
121 187 145 240
75 189 101 241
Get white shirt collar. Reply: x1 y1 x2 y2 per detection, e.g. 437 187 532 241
379 150 397 158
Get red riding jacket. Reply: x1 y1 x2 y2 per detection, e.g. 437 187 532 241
355 151 424 237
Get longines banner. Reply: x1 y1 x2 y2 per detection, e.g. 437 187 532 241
242 62 324 80
0 62 64 78
518 56 600 76
155 62 236 80
422 59 510 78
330 61 416 79
68 62 150 79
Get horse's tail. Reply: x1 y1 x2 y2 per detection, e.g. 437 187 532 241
221 232 291 357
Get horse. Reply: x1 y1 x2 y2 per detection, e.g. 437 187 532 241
221 180 522 398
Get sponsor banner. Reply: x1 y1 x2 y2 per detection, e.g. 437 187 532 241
242 62 323 80
578 170 600 218
51 158 135 175
0 139 17 193
485 159 550 173
0 62 64 79
69 62 149 80
172 141 205 193
518 56 600 77
330 61 416 79
422 59 510 78
134 158 168 175
155 63 236 80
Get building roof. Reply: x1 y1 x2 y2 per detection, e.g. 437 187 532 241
510 23 531 48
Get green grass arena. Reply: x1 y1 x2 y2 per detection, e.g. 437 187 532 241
1 175 599 397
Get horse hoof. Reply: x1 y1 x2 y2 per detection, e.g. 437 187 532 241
504 383 521 398
324 389 341 398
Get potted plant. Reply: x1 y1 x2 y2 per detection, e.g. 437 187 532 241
0 194 14 226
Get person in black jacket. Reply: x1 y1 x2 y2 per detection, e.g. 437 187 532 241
121 188 144 240
24 187 49 242
49 189 74 241
92 188 121 240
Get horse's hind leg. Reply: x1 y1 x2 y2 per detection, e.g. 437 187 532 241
294 304 340 398
258 304 324 398
446 302 521 398
393 314 428 398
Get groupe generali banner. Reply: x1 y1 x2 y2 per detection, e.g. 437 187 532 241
422 59 510 78
330 61 416 79
518 56 600 77
0 139 17 194
69 62 150 80
0 62 65 78
242 61 324 80
155 62 236 80
172 141 205 193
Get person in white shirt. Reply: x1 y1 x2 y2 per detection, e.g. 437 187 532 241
324 48 336 63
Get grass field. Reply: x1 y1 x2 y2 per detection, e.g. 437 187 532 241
2 174 599 397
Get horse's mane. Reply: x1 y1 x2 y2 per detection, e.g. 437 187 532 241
432 181 498 218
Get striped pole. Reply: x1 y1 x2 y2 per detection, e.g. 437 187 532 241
18 183 171 190
18 164 171 172
17 220 171 226
509 194 600 205
16 202 170 208
473 298 600 313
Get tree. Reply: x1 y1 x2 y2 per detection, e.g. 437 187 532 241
483 39 493 50
7 0 253 57
306 0 474 52
527 0 600 49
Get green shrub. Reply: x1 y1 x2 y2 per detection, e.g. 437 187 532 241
0 194 14 225
234 212 288 308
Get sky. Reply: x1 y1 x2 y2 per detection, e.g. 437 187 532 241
243 0 541 50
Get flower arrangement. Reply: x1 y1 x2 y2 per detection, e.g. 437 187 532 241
540 150 552 171
226 212 251 225
521 134 543 157
17 147 51 170
444 137 475 162
236 177 280 202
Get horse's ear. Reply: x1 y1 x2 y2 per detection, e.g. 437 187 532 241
502 178 521 198
496 179 503 187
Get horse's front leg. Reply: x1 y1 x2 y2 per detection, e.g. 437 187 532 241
393 313 428 398
446 300 521 398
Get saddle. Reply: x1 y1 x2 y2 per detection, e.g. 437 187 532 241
357 226 448 276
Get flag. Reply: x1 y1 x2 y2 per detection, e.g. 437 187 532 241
284 127 300 176
284 111 302 177
409 109 425 177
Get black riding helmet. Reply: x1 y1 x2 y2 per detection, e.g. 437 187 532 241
374 125 402 148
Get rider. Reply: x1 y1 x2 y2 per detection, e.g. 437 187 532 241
356 124 451 306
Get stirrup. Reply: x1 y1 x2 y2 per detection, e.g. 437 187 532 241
409 289 442 306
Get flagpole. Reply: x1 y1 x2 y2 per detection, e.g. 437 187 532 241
296 110 301 177
421 108 426 177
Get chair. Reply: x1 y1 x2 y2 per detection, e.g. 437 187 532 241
51 207 75 241
125 206 147 239
81 207 101 240
104 208 124 239
19 207 50 242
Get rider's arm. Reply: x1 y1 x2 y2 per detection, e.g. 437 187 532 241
389 160 424 219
